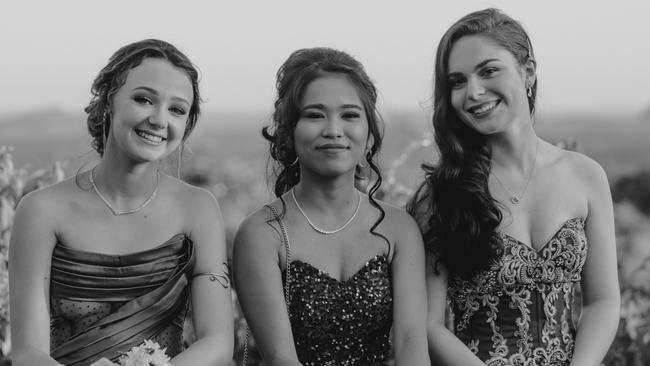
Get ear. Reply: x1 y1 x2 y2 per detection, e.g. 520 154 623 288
523 57 537 87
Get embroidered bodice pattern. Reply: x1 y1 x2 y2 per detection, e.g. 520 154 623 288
448 218 587 366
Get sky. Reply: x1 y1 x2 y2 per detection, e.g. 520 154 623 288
1 0 649 118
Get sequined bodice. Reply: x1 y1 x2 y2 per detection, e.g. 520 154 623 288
284 255 393 366
448 218 587 366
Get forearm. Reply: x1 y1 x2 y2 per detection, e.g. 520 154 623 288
265 354 303 366
569 299 620 366
394 334 431 366
170 335 233 366
428 325 485 366
12 348 60 366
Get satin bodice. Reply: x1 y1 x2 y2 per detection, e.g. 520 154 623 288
49 234 194 365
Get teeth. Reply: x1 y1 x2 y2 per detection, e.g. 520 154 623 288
471 101 497 114
137 131 163 143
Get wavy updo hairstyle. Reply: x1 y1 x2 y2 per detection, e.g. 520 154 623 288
85 39 201 156
263 47 386 231
408 9 537 278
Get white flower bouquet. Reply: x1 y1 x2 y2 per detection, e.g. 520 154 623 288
119 340 173 366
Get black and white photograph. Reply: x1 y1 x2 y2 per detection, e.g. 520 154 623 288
1 1 649 365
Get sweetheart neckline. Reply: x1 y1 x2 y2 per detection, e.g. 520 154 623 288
289 254 388 284
501 217 585 253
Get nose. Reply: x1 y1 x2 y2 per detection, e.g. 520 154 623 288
322 116 343 138
466 76 485 101
147 106 167 129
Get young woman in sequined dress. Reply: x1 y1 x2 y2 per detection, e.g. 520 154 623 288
409 8 620 366
9 39 233 366
234 47 429 366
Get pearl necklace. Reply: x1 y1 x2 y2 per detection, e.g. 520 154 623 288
291 188 361 235
491 138 539 205
89 167 159 215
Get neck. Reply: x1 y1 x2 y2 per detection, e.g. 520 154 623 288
93 154 159 200
293 170 359 211
488 117 539 172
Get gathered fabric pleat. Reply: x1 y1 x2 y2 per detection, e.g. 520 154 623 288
49 234 194 366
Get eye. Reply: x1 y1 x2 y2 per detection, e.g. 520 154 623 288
133 95 153 105
480 67 499 78
303 111 324 119
342 112 361 120
448 77 466 89
170 105 187 116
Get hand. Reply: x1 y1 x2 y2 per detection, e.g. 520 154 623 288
89 357 120 366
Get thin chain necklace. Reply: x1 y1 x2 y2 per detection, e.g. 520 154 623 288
89 167 159 215
291 188 362 235
492 138 539 205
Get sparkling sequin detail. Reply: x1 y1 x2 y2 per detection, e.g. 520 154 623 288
284 255 393 366
448 217 587 366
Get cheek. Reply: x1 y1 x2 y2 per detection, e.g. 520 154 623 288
450 91 465 115
354 120 370 142
170 117 189 135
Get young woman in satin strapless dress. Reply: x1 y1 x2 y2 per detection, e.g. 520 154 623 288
10 39 233 366
234 47 429 366
409 8 620 366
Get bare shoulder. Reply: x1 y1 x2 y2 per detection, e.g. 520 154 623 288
234 200 283 257
553 147 608 188
375 198 419 231
372 198 422 253
163 174 222 217
15 176 80 221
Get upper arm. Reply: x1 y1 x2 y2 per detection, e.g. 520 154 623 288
9 191 58 355
232 209 299 364
425 252 449 327
186 189 234 347
390 210 428 339
577 157 620 305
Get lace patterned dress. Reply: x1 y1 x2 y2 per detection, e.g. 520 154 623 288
448 217 587 366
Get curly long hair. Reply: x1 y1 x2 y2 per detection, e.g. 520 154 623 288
408 8 537 279
263 47 386 236
85 39 201 156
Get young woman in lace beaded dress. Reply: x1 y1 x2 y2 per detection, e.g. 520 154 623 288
408 9 620 366
233 47 429 366
9 39 233 366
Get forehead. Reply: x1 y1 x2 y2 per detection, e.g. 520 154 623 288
448 35 518 73
122 58 193 101
301 72 362 106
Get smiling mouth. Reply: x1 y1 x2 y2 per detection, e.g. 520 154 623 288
136 129 166 144
467 100 500 116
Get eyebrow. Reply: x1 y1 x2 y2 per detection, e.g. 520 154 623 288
132 86 191 105
448 58 501 77
302 103 363 111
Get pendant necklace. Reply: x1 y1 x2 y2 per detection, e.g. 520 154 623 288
89 167 159 215
291 188 361 235
492 138 539 205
